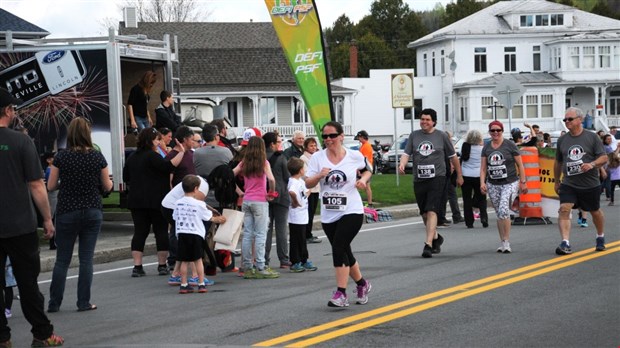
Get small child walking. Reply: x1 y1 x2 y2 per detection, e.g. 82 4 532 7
4 256 17 318
173 175 226 294
287 158 318 273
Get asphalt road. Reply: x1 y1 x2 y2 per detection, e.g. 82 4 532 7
6 203 620 348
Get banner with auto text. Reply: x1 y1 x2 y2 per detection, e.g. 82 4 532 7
264 0 334 137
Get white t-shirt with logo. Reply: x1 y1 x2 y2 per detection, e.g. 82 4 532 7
307 148 365 223
173 196 212 239
287 177 309 225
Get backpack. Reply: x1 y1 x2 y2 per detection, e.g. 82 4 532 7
207 164 238 208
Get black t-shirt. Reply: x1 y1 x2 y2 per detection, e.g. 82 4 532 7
0 128 42 237
127 84 150 118
55 149 108 215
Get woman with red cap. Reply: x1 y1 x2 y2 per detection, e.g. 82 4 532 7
480 120 528 253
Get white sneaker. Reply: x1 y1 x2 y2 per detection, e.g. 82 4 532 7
497 241 505 253
503 241 512 253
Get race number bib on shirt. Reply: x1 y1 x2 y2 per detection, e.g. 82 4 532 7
488 165 508 180
417 164 436 178
566 160 583 176
322 192 347 211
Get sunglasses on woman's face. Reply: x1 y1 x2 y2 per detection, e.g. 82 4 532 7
489 129 503 133
321 133 340 139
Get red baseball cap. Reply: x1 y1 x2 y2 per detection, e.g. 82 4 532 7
240 127 262 146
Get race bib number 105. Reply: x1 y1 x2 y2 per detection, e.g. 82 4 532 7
322 192 347 211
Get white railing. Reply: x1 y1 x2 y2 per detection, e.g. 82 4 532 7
258 124 353 137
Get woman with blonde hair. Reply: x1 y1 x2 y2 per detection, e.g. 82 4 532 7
460 129 488 228
47 117 113 312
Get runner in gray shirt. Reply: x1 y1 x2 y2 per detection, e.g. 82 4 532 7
399 108 463 258
554 107 607 255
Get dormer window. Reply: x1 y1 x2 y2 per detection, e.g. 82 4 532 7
520 14 564 27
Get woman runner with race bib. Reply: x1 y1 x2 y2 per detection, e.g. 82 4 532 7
305 121 372 308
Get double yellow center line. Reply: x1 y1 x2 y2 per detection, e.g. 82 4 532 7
255 241 620 347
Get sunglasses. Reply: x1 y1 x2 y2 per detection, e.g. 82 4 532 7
489 129 503 133
321 133 340 139
563 117 577 122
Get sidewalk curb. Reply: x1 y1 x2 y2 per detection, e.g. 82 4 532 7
40 204 436 273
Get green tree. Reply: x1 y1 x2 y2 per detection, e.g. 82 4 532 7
357 33 399 77
589 0 620 19
326 43 351 80
324 15 354 47
442 0 487 27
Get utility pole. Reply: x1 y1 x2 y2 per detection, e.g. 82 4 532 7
485 101 503 120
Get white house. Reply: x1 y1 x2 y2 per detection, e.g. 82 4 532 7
406 0 620 137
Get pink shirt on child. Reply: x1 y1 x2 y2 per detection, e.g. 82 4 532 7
241 160 268 202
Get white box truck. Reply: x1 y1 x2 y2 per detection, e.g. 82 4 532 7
0 30 180 196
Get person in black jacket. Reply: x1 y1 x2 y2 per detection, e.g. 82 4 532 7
263 132 291 268
123 127 185 277
155 90 182 132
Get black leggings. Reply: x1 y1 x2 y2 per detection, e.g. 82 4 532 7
322 214 364 267
130 208 169 252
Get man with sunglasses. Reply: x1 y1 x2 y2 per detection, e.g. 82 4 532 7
554 107 607 255
399 109 464 258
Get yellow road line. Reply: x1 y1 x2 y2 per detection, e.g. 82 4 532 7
254 242 620 347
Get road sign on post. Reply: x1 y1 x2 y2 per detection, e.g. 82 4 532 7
491 74 525 131
391 73 414 186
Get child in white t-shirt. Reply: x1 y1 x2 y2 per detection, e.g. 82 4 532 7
173 175 226 294
287 158 317 272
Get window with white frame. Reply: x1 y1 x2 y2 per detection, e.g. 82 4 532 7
226 101 239 126
292 97 309 124
332 96 344 124
432 51 436 76
583 46 595 69
459 96 468 122
423 53 428 76
504 47 516 72
533 46 541 71
444 95 449 122
474 47 487 73
541 95 553 118
481 96 494 120
440 49 445 75
512 97 523 119
614 46 620 69
569 46 580 69
526 95 538 118
551 47 561 70
520 14 563 27
259 97 276 125
599 46 611 68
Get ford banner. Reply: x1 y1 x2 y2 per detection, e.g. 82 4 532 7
264 0 334 138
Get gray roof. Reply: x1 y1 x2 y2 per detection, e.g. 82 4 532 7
455 72 563 88
0 8 49 38
410 0 620 48
120 22 297 92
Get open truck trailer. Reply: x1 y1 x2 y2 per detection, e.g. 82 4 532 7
0 30 180 196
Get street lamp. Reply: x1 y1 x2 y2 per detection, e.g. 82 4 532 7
485 101 503 120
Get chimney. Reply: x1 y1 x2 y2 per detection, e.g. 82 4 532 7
123 7 138 28
349 40 358 78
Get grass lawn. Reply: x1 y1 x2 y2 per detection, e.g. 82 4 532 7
360 174 416 207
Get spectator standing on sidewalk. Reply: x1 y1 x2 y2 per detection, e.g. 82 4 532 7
399 109 463 258
283 130 305 160
124 127 186 277
437 131 464 226
554 107 607 255
306 121 372 308
46 118 113 313
0 89 64 347
233 136 279 279
356 130 374 207
263 132 291 269
300 137 322 244
460 130 488 228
